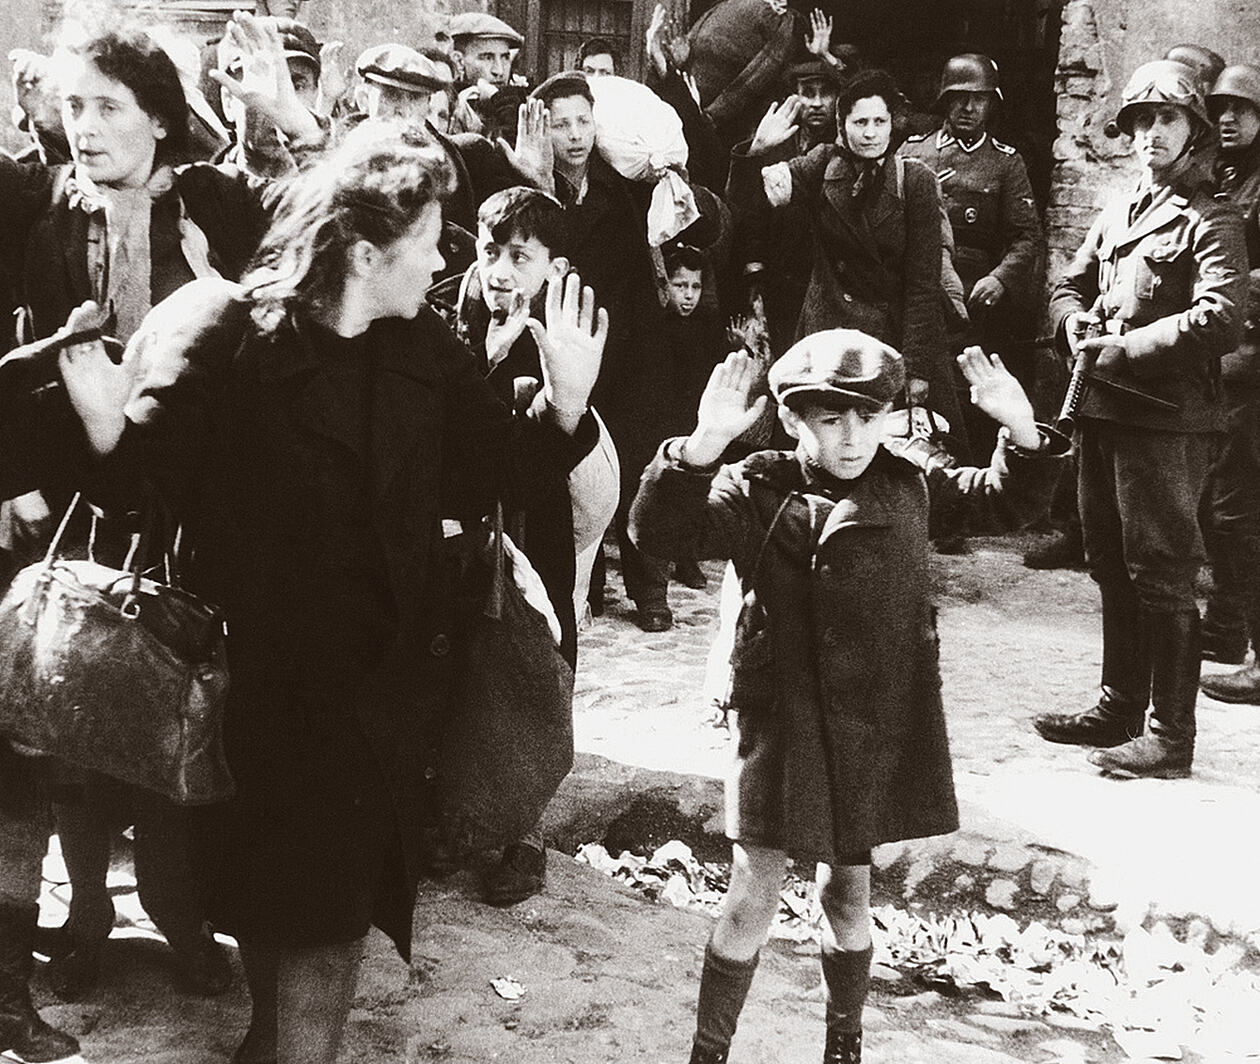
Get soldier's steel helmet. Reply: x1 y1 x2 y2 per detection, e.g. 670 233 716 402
935 53 1003 109
1113 59 1212 136
1164 44 1226 90
1209 63 1260 114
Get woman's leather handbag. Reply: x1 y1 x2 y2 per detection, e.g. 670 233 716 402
0 494 233 805
436 504 575 855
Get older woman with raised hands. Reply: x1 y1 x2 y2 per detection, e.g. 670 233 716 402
0 9 325 1014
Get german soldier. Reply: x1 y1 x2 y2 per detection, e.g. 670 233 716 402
1032 60 1247 779
1198 64 1260 700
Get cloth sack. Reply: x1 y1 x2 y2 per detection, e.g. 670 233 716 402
0 494 233 804
436 504 575 855
590 75 700 246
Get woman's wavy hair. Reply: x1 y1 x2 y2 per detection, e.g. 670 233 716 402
55 21 190 166
243 127 455 334
834 68 906 124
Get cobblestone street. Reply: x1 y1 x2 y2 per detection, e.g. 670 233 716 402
32 533 1260 1062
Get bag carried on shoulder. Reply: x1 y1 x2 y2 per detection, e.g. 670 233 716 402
435 503 574 855
0 494 233 805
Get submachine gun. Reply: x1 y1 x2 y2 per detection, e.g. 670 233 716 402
1054 314 1179 435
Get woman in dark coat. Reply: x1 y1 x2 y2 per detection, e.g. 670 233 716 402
58 130 606 1064
728 69 966 444
0 13 319 1035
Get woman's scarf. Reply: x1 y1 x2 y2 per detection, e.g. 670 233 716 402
64 165 222 343
837 144 885 209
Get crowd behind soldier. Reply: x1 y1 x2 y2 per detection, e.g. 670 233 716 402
0 2 1254 1062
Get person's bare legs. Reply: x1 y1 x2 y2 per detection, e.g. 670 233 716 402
711 843 787 961
816 862 873 1059
236 937 363 1064
277 939 363 1064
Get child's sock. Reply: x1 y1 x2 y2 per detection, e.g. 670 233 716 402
820 943 872 1032
693 941 759 1055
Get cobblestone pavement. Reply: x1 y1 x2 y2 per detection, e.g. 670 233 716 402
32 533 1260 1061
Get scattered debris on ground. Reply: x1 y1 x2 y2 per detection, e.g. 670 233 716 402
576 840 1260 1060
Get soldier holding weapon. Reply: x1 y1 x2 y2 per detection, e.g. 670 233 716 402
1032 59 1247 779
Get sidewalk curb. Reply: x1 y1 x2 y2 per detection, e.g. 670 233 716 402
545 752 1260 964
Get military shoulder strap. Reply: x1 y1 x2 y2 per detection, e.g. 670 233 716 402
992 138 1016 155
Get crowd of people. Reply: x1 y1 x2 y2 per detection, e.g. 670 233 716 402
0 0 1255 1062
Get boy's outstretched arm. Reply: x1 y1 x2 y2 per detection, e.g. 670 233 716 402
629 353 767 565
916 346 1068 534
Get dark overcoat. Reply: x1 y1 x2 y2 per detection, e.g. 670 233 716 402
0 156 270 344
629 436 1063 860
4 279 594 956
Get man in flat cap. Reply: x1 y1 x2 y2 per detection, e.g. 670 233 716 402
355 43 452 130
448 12 527 134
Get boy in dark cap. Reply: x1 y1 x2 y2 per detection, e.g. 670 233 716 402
629 332 1065 1063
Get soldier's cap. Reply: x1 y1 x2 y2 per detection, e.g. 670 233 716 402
447 13 525 49
356 44 453 94
769 330 906 412
223 18 321 74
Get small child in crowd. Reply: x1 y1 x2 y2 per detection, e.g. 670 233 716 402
629 331 1066 1063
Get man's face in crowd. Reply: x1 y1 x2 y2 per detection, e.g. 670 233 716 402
547 94 596 172
581 52 616 78
288 59 319 109
1216 96 1260 151
258 0 305 18
945 90 993 140
796 75 837 133
428 88 452 132
460 38 513 85
364 83 432 129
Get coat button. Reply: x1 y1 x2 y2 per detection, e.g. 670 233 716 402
822 628 838 647
842 292 854 302
430 634 451 656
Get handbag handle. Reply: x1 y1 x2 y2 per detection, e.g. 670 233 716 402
41 493 182 618
484 501 507 622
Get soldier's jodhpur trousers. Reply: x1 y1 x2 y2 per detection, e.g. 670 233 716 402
1077 419 1215 751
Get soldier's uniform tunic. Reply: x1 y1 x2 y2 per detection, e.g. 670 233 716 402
900 130 1044 363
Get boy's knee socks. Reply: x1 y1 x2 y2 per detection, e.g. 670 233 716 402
820 943 872 1033
694 942 759 1053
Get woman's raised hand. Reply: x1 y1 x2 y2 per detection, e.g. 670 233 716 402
750 96 802 156
682 352 768 467
57 301 132 457
529 272 608 434
210 13 321 140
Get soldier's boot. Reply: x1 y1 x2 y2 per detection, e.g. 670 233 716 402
688 944 758 1064
0 904 82 1063
821 944 870 1063
1091 611 1197 779
1201 561 1260 703
1201 528 1249 663
1035 585 1148 746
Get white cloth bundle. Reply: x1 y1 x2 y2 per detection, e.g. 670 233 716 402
589 75 700 247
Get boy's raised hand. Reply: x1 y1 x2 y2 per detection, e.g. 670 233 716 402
681 352 768 467
486 289 531 368
957 346 1040 450
528 272 608 434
